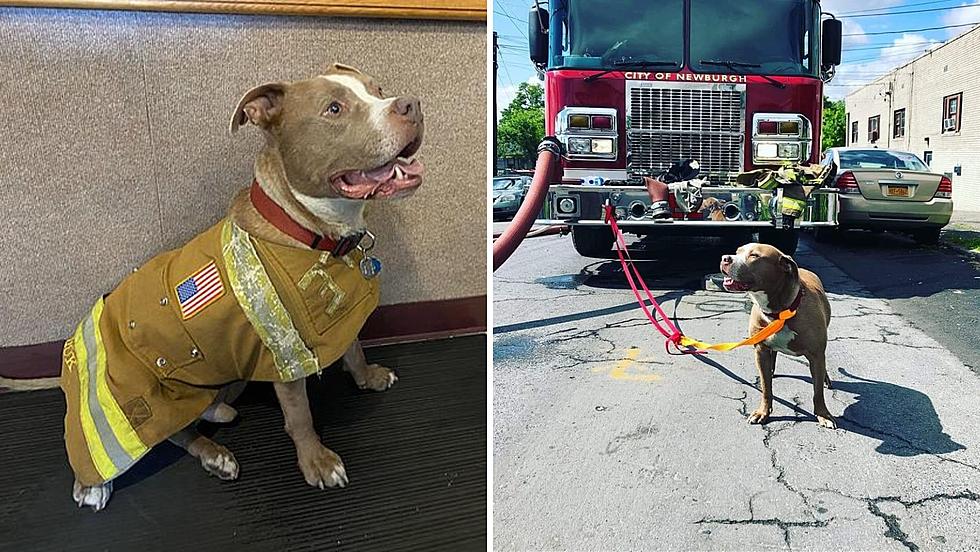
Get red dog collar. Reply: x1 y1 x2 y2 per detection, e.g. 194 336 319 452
249 181 364 256
765 287 805 320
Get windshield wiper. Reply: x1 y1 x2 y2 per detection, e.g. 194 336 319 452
584 59 680 82
699 60 786 89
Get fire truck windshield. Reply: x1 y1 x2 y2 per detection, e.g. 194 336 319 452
690 0 819 77
555 0 819 78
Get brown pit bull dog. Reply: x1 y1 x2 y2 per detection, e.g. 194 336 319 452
719 243 837 429
65 63 423 510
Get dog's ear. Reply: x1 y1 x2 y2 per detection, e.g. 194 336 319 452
230 82 288 134
779 254 799 274
323 62 363 76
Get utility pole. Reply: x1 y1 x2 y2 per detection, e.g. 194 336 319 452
493 31 498 176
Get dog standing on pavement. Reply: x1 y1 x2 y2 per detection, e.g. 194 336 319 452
720 243 837 429
62 63 424 510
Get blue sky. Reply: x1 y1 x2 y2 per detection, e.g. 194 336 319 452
493 0 980 115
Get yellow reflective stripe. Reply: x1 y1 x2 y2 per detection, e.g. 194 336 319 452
221 221 319 381
73 316 116 481
91 299 148 461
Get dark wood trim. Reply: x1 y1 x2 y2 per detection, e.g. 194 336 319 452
0 0 487 21
0 295 486 380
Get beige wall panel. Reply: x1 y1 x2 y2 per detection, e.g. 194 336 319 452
0 8 487 346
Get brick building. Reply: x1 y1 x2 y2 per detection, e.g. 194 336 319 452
844 26 980 212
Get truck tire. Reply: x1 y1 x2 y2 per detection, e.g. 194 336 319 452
571 226 615 258
758 227 799 255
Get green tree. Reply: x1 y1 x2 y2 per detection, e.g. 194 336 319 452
497 82 545 167
821 97 846 151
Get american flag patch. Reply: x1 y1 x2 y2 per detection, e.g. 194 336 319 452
175 261 225 320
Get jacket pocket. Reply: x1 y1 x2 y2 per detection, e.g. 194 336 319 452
117 255 206 378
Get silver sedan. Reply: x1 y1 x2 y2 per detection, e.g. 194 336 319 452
820 147 953 244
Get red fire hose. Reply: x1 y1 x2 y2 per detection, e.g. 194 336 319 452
492 138 563 271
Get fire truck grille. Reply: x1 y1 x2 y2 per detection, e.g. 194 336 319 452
627 83 745 183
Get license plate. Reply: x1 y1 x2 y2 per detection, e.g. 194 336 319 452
886 185 910 197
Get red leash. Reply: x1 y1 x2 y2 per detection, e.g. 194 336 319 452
603 204 701 355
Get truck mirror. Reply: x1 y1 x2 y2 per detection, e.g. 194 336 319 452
821 18 842 67
528 5 549 66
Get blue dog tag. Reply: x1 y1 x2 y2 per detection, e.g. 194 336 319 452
360 256 382 279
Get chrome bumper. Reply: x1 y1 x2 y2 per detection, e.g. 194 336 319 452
539 185 839 228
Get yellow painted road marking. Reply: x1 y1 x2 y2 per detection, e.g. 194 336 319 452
608 347 661 382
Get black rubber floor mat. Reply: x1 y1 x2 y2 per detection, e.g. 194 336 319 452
0 335 486 552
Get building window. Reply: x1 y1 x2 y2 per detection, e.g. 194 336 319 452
868 115 880 142
893 108 905 138
943 92 962 133
851 121 858 144
924 151 933 166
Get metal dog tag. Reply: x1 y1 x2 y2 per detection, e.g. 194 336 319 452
357 230 381 279
360 256 382 279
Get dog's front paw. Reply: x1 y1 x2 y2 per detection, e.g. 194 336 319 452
73 480 113 512
297 443 348 489
747 408 771 425
201 445 240 480
816 412 838 429
357 363 398 392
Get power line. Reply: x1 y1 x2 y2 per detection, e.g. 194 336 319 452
493 3 528 40
844 21 980 37
843 42 939 53
837 0 960 16
840 3 980 19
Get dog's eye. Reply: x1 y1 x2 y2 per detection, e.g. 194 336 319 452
324 102 343 116
748 253 760 259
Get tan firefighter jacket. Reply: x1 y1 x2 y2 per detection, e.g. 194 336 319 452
60 220 379 486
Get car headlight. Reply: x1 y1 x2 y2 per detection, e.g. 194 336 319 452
556 107 618 161
496 193 517 203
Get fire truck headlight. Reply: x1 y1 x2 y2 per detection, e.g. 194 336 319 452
757 142 779 159
568 114 591 128
777 143 800 159
591 138 614 154
568 137 592 154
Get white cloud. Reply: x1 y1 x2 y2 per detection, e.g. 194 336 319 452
830 33 941 100
942 1 980 38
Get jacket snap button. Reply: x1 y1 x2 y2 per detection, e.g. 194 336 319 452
190 348 200 358
156 357 167 367
159 297 168 306
129 320 136 329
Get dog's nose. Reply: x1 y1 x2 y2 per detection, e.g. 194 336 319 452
393 96 422 123
721 255 734 264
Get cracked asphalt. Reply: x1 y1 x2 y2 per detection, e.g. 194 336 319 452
493 229 980 551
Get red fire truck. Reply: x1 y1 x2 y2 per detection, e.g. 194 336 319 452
526 0 843 256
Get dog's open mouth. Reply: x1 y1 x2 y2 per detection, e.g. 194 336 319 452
722 276 752 292
331 137 424 200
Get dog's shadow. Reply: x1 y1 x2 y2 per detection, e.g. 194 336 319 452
774 368 964 456
695 354 965 456
831 367 965 456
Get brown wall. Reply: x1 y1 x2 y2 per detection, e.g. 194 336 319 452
0 8 486 347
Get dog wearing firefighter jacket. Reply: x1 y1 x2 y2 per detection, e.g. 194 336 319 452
61 63 424 510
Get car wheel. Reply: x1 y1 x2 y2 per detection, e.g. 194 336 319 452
758 227 799 255
571 226 615 258
912 227 941 245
